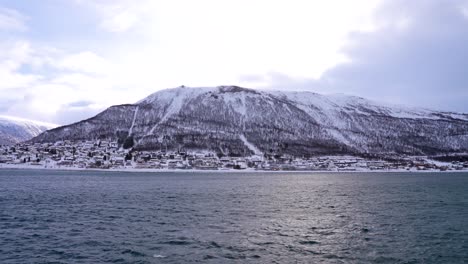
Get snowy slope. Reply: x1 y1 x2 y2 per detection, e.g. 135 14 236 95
32 86 468 156
0 115 57 145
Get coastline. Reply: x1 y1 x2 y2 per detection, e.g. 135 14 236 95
1 163 467 174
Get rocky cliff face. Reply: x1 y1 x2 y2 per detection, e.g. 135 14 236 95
0 115 56 145
32 86 468 156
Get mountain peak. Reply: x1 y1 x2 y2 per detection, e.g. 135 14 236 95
217 85 259 94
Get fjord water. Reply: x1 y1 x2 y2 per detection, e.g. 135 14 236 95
1 170 467 263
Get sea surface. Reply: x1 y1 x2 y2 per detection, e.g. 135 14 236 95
0 169 467 263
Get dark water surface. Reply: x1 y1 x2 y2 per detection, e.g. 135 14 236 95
0 170 467 263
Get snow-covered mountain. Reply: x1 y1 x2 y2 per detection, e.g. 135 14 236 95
32 86 468 156
0 115 57 145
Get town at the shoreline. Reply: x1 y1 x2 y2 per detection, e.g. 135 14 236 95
1 140 467 172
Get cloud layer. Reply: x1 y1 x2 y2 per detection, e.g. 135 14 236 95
321 0 468 112
261 0 468 112
0 7 27 31
0 0 467 126
0 0 381 124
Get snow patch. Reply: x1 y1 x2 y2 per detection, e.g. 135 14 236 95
145 87 213 136
222 92 247 116
239 134 263 156
327 128 351 145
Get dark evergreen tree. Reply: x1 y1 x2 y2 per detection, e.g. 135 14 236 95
123 136 134 149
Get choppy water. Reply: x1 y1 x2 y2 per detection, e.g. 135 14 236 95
0 170 467 263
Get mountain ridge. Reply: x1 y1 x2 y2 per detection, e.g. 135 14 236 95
0 115 57 145
31 86 468 156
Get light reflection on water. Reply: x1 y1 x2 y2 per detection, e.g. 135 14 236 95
0 170 467 263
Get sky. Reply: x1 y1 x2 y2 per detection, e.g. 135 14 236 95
0 0 467 125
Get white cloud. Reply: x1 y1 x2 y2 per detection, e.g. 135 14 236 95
0 42 120 124
461 5 468 18
75 0 152 33
2 0 386 124
0 41 41 90
58 51 114 75
77 0 382 79
100 9 139 33
0 7 27 31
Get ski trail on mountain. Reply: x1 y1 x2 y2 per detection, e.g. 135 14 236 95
146 91 191 137
239 134 263 156
128 106 139 136
147 99 177 136
241 93 246 130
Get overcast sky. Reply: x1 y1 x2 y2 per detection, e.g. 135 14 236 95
0 0 467 124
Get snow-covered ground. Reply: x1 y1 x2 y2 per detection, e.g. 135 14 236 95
1 163 466 173
1 156 466 174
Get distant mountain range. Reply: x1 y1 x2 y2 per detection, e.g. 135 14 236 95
0 115 57 145
31 86 468 156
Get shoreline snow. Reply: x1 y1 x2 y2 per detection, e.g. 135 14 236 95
1 164 466 174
